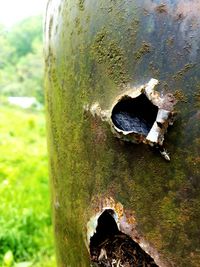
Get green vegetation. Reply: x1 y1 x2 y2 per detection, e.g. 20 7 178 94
0 105 55 267
0 15 55 267
0 16 44 103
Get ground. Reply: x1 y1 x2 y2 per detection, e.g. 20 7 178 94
0 104 56 267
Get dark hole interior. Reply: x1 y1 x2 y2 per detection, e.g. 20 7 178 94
111 94 158 136
90 209 158 266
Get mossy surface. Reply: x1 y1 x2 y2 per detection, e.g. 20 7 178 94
91 29 129 85
45 0 200 266
134 42 151 60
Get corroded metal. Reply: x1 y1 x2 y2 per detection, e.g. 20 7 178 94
88 78 177 161
45 1 200 266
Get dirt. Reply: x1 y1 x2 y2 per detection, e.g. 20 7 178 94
90 210 158 267
90 232 158 267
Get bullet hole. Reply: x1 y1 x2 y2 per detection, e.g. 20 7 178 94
111 94 158 137
90 209 159 266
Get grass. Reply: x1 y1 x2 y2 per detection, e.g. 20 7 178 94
0 104 56 267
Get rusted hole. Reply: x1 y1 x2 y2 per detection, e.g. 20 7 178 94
90 209 159 266
86 78 177 161
111 94 158 137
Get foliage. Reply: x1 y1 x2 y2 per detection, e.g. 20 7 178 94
7 17 42 62
0 105 55 267
0 16 44 103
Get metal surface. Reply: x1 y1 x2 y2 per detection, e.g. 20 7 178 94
45 1 200 266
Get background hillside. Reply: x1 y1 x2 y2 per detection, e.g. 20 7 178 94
0 16 55 267
0 16 44 103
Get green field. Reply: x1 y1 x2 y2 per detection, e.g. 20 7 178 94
0 105 56 267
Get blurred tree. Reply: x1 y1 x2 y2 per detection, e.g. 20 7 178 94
0 16 44 103
8 16 42 63
0 25 15 68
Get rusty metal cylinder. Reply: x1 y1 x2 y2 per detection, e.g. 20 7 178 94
44 1 200 266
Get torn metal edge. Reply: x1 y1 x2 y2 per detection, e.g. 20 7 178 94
85 78 177 161
86 197 170 267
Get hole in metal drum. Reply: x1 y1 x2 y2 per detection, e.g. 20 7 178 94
111 94 158 136
90 209 159 266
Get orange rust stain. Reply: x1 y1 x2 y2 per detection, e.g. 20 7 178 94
127 216 136 225
115 202 124 219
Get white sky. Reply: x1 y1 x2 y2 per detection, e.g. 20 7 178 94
0 0 47 27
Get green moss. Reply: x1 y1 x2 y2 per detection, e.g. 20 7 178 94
194 90 200 108
174 89 188 103
134 42 151 60
166 37 174 47
173 63 195 80
75 17 80 28
91 29 129 85
78 0 85 11
48 16 54 40
75 17 83 35
148 61 160 77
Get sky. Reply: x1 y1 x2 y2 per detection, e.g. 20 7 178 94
0 0 46 27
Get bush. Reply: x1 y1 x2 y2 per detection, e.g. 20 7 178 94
0 106 55 266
